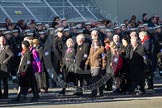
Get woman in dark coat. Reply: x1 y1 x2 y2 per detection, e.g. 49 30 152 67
16 41 39 101
128 36 146 95
120 37 131 92
60 38 76 95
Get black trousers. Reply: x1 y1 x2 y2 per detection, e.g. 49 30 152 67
0 77 8 97
129 81 145 93
146 72 154 89
17 77 39 99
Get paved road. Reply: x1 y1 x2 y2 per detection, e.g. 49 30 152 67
0 72 162 108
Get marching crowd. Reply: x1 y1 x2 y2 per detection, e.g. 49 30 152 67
0 13 162 102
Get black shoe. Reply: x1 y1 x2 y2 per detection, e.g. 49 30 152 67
147 87 154 90
90 92 97 97
12 97 21 102
73 92 83 96
90 93 97 97
135 92 143 96
105 88 112 91
59 90 65 95
30 97 38 102
1 95 8 99
113 88 121 93
99 93 104 97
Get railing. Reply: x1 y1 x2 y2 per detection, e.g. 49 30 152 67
1 0 42 3
0 0 105 22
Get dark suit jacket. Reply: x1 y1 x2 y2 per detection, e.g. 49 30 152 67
18 50 36 86
18 50 34 76
76 42 90 70
0 45 14 77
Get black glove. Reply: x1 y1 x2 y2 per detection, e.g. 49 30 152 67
101 68 106 75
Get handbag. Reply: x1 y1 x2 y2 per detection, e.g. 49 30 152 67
67 63 76 73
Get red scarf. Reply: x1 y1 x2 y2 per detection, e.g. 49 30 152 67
21 49 28 55
141 36 149 44
105 44 110 50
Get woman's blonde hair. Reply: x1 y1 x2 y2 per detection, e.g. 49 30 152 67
139 31 147 37
33 39 39 45
66 38 74 46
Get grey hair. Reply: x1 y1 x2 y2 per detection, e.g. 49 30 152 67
76 34 85 41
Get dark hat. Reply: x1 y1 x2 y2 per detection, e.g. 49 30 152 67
90 27 98 31
22 40 30 48
48 27 54 31
77 29 84 34
143 23 148 27
72 26 77 29
12 29 19 33
154 25 161 30
85 22 91 26
120 24 126 27
105 29 113 32
3 30 11 35
114 26 120 30
38 31 45 35
98 25 106 29
138 24 145 28
55 27 64 33
61 18 66 21
142 13 147 18
24 29 31 33
26 32 34 37
0 28 6 31
129 28 137 31
36 22 43 26
63 28 70 32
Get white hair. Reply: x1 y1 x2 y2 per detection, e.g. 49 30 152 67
91 30 98 35
76 34 85 41
113 34 120 39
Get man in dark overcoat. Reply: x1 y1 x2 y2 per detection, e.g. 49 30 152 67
128 36 146 95
0 36 14 98
52 27 64 75
74 34 90 95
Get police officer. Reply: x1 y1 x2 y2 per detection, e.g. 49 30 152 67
9 29 23 78
52 27 65 75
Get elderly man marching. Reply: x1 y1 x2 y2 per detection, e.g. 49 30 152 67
85 30 106 97
74 34 91 95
